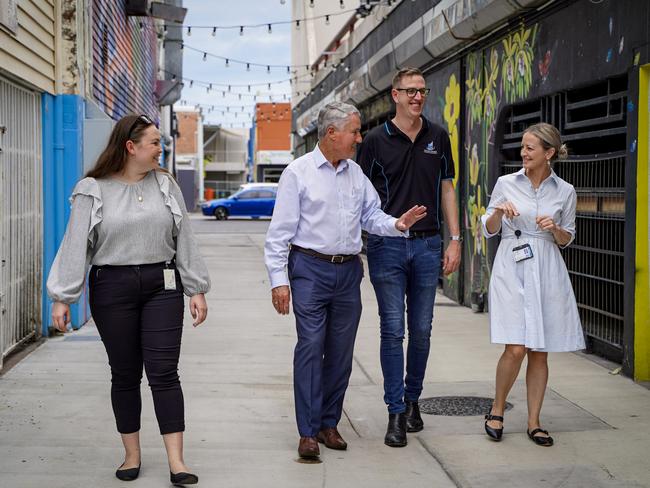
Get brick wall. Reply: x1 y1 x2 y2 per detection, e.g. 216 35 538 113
256 103 291 151
176 112 199 155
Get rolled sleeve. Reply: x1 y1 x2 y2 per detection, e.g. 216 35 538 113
264 169 301 288
481 178 504 238
558 187 577 249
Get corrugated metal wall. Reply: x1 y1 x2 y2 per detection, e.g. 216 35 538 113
91 0 158 120
0 76 43 368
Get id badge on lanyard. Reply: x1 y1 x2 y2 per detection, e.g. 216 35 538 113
512 229 534 263
163 262 176 290
512 243 534 262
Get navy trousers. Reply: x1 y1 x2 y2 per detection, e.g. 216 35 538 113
288 250 363 437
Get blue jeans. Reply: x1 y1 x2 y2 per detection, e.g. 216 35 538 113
366 234 442 414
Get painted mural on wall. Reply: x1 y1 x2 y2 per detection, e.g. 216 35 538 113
423 62 462 303
92 0 158 120
463 23 539 306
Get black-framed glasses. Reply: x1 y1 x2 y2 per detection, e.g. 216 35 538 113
127 114 155 140
395 87 430 98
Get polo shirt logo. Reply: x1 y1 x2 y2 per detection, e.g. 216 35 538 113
424 141 437 154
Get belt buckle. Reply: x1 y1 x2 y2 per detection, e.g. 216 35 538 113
331 255 344 264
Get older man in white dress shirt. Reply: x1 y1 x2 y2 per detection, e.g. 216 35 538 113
264 101 427 459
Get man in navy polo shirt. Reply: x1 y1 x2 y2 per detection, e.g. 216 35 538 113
357 67 461 447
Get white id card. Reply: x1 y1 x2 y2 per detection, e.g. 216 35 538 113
512 243 534 262
163 269 177 290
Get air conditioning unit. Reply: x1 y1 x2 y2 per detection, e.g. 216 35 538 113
127 0 187 22
126 0 149 16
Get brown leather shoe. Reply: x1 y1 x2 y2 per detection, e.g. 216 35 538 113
298 436 320 458
316 427 347 450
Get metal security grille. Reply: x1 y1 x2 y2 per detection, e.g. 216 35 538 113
497 75 627 363
0 77 43 369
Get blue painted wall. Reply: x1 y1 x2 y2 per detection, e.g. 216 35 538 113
42 94 89 335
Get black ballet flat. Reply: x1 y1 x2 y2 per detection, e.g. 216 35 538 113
115 463 140 481
484 413 504 441
527 428 554 447
170 471 199 486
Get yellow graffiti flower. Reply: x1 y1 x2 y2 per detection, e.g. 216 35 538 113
444 74 460 128
469 143 480 186
477 185 487 257
449 125 459 189
467 186 487 257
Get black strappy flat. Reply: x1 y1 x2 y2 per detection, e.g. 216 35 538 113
527 427 554 446
484 413 504 441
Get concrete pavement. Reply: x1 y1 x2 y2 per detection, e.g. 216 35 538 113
1 223 649 487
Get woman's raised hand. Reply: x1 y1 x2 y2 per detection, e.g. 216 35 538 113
495 201 520 220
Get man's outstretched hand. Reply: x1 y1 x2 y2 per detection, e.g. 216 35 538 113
395 205 427 232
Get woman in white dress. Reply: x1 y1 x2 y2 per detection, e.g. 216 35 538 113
481 123 585 447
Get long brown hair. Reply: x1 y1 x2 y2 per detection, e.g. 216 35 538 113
86 114 158 179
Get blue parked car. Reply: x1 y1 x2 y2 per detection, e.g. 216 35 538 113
201 187 277 220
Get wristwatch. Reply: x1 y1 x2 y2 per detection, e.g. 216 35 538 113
450 235 462 242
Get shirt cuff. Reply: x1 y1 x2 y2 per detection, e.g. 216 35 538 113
270 269 289 289
481 214 500 238
557 229 575 249
389 217 408 237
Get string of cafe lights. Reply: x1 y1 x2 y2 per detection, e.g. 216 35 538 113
145 1 396 73
183 86 292 101
180 101 291 128
161 0 404 118
177 100 291 115
145 0 400 37
165 41 351 90
173 71 318 99
158 68 313 95
179 77 292 101
158 2 359 35
166 41 345 74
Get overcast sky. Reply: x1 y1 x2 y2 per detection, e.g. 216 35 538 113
178 0 293 128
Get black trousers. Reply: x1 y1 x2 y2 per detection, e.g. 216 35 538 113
89 261 185 435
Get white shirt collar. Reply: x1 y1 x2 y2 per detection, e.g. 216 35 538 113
515 167 560 186
313 143 349 171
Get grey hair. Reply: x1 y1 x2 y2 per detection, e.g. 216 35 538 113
317 102 361 139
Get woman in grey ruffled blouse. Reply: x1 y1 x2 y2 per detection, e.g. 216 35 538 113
47 114 210 486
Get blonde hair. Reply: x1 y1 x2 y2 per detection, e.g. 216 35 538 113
524 122 568 161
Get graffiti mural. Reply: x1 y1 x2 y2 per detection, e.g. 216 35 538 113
463 26 539 307
443 73 460 190
501 24 538 103
423 62 462 302
92 0 158 120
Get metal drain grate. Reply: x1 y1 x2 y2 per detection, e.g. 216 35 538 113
418 396 513 416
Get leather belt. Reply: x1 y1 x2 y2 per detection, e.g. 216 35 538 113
291 245 357 264
407 230 439 239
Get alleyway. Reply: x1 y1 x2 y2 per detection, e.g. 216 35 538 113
1 219 649 487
